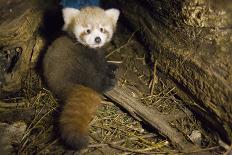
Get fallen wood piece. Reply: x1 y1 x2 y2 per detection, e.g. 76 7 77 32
0 0 48 98
105 83 197 150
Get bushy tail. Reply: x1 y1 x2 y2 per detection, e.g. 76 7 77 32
59 85 101 150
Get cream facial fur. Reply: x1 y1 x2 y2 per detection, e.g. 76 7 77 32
62 7 120 48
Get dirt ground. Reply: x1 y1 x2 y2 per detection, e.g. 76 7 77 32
0 22 226 155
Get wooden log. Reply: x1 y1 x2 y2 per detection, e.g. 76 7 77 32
103 0 232 142
105 83 198 150
0 0 50 98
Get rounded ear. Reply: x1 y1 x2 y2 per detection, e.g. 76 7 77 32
62 8 80 30
105 9 120 25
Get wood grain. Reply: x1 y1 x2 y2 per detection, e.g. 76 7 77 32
105 83 197 150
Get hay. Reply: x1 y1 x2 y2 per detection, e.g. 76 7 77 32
0 28 223 155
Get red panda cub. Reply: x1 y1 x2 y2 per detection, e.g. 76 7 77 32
43 6 120 150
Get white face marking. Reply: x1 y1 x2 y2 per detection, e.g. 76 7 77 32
104 25 113 43
74 25 113 48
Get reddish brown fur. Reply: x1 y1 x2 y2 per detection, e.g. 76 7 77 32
79 31 88 44
59 85 101 150
43 36 116 150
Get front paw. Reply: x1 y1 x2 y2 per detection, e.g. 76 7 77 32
107 63 118 79
100 63 118 92
103 77 117 92
108 63 118 71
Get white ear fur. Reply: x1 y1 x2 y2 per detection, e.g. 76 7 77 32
105 9 120 25
62 8 80 30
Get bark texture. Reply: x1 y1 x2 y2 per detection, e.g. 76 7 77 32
104 0 232 142
0 0 50 98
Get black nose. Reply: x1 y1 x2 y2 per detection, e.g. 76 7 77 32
95 37 101 44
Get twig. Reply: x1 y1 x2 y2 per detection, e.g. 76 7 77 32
101 100 114 106
107 60 123 64
219 139 232 155
150 60 158 95
18 106 55 154
0 92 47 108
219 139 231 150
37 139 58 154
105 29 140 58
224 146 232 155
0 101 26 108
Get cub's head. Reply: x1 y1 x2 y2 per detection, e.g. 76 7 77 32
62 7 120 48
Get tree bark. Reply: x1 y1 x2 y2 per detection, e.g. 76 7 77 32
103 0 232 142
0 0 49 98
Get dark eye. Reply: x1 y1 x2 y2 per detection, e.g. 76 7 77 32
100 28 104 32
86 29 91 34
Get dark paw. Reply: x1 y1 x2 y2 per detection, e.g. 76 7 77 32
102 76 117 92
108 63 118 71
98 62 118 92
107 63 118 79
